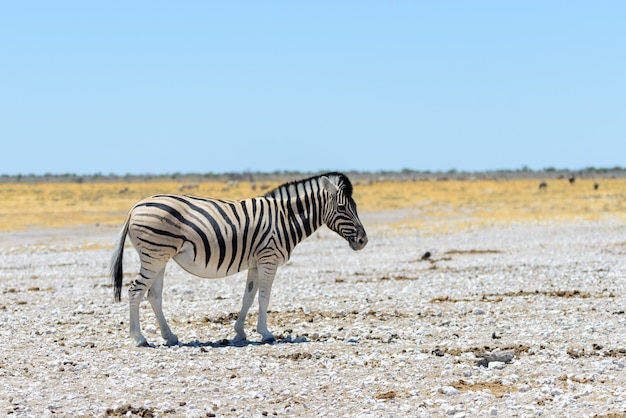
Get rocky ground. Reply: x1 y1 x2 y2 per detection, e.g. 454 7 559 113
2 214 626 417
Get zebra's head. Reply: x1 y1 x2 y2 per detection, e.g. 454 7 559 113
320 173 368 251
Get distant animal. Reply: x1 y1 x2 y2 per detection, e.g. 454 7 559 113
594 182 599 190
178 183 199 192
110 172 368 347
539 181 547 190
569 176 575 185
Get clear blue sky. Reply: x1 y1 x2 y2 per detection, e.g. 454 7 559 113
1 2 624 175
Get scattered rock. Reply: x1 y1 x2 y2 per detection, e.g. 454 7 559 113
475 350 515 367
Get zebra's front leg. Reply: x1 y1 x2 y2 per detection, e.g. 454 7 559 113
256 263 278 343
234 268 258 342
146 269 178 346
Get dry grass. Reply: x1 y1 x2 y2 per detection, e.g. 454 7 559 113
0 178 624 232
354 178 626 233
0 181 277 231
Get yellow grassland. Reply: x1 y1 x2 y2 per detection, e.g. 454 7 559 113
0 178 624 232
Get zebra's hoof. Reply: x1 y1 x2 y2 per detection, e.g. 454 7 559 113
136 340 154 348
232 339 247 347
164 334 179 346
261 336 276 344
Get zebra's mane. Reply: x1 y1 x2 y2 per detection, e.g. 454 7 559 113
264 172 353 199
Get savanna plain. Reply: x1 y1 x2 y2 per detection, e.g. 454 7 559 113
2 175 626 417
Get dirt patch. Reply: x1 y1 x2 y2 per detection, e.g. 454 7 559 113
375 391 398 400
567 346 626 359
430 289 595 303
104 404 177 417
451 379 515 398
444 249 502 255
485 290 594 299
432 344 530 358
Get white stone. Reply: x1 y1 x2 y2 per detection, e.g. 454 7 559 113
441 386 460 396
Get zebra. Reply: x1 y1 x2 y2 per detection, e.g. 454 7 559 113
110 172 368 347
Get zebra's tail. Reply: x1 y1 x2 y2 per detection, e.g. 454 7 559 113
111 215 130 303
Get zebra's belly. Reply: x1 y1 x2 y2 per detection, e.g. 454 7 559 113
172 242 254 279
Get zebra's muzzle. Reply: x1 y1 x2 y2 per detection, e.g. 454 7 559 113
348 234 368 251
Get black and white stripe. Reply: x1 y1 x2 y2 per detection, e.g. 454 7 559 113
110 172 368 347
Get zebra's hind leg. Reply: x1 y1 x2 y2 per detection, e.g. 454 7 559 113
129 264 169 347
234 268 258 343
147 268 179 346
128 272 153 347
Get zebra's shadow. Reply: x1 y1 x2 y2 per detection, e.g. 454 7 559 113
177 335 309 349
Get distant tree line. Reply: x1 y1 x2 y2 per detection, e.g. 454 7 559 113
1 167 625 183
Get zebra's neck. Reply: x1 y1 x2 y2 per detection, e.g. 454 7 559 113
266 177 327 248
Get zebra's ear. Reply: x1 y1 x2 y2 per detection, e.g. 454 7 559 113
320 176 339 195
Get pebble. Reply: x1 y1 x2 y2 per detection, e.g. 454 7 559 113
440 386 460 396
488 361 506 370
